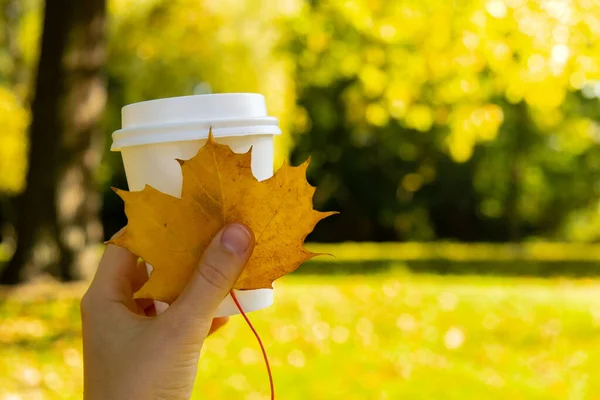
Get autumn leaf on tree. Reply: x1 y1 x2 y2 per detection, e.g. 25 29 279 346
109 133 336 304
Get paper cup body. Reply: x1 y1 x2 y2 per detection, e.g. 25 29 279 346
111 94 279 316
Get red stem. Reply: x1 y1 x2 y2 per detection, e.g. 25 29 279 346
230 290 275 400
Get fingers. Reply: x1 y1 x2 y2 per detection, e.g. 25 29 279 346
168 223 254 323
86 242 139 304
84 228 150 313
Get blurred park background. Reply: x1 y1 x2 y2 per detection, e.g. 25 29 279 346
3 0 600 398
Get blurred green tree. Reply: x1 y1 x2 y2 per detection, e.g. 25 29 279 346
286 0 600 242
3 0 600 258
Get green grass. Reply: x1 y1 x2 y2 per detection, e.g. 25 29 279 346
2 264 600 399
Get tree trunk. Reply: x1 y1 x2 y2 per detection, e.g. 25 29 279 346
1 0 107 284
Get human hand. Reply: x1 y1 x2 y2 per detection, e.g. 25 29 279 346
81 223 254 400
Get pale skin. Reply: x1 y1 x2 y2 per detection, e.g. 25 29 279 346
81 223 255 400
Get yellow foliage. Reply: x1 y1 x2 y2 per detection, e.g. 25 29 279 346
447 133 476 163
365 103 389 127
446 104 504 162
402 173 424 193
554 118 597 154
359 65 387 98
405 105 433 132
294 0 600 162
0 86 29 193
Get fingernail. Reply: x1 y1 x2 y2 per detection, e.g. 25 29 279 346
221 224 252 254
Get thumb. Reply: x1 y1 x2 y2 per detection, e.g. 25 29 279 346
168 223 254 322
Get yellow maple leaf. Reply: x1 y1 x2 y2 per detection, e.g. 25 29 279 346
109 133 336 304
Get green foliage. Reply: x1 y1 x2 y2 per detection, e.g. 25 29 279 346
288 0 600 155
286 0 600 241
3 0 600 242
3 270 600 398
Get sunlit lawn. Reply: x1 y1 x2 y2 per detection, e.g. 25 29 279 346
2 264 600 399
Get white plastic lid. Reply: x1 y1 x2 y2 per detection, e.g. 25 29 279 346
111 93 281 150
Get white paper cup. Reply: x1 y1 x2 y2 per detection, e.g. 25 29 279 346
111 93 280 316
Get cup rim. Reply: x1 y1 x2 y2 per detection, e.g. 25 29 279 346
122 92 265 112
113 93 281 151
111 118 280 151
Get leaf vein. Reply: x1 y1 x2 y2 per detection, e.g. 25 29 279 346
256 169 289 242
187 171 220 219
211 147 226 222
